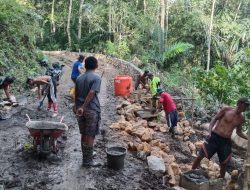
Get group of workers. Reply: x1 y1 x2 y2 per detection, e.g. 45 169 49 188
135 69 250 179
136 70 178 138
1 55 249 178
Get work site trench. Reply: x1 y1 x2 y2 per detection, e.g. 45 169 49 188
0 52 246 190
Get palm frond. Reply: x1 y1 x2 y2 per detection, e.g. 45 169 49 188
164 42 194 60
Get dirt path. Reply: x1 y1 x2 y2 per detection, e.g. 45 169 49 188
0 53 170 190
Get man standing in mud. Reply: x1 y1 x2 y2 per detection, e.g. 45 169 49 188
192 98 249 178
74 56 101 167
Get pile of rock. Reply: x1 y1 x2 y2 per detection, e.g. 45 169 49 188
110 100 198 186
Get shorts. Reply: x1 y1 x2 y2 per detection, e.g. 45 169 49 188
77 109 101 136
199 132 232 164
166 110 178 128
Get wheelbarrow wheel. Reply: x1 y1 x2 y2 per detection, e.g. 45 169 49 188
42 136 50 153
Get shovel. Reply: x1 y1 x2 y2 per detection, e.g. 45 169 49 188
37 85 50 110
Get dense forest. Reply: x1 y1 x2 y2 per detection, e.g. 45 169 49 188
0 0 250 107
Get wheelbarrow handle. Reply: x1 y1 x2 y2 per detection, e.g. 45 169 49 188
60 116 64 123
26 114 31 122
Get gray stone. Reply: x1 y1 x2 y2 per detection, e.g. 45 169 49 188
147 155 166 174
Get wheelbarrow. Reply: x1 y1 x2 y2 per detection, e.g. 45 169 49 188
25 115 68 154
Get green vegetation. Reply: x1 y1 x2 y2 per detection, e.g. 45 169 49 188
0 0 250 107
0 0 41 89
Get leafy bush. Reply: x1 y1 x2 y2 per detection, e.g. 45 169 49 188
0 0 41 89
104 40 131 59
193 54 250 106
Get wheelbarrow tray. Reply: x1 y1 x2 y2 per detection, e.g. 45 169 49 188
26 121 68 139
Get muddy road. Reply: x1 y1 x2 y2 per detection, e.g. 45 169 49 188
0 52 170 190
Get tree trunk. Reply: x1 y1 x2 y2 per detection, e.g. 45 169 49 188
108 0 112 38
143 0 147 14
206 0 216 72
165 0 169 49
67 0 73 49
159 0 165 53
51 0 56 33
78 0 84 40
234 0 242 21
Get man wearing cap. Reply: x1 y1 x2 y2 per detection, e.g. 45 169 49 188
148 73 161 113
192 98 249 178
71 55 85 83
157 88 177 138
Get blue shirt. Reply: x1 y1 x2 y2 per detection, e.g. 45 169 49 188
71 60 83 79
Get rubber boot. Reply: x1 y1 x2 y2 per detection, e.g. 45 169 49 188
47 101 53 111
52 102 58 117
171 127 176 139
81 143 101 167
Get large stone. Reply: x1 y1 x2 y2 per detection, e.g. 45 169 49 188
200 123 210 131
142 142 151 153
147 155 166 174
150 139 160 147
176 124 184 135
162 154 176 164
141 131 152 142
231 130 248 149
159 126 167 133
171 162 181 176
135 143 144 151
150 147 162 158
133 120 148 128
132 127 146 138
125 125 133 134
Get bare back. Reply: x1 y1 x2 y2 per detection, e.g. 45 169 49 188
33 76 50 86
213 107 244 138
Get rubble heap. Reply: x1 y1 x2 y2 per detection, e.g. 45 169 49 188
109 91 238 188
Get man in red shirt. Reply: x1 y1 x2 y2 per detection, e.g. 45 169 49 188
157 88 178 138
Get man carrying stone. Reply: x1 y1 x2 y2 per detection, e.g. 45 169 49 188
192 98 249 178
74 56 101 167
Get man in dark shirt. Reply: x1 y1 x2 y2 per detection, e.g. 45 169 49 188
135 70 150 90
74 56 101 167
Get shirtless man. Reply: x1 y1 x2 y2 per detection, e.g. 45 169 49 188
27 76 58 117
192 98 249 178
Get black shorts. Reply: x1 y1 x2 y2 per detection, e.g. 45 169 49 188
199 132 232 164
77 109 101 137
166 110 178 128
